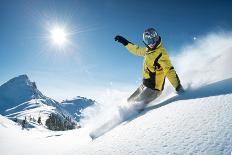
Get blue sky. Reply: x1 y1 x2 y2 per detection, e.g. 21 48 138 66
0 0 232 100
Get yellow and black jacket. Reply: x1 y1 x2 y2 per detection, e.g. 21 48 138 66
125 40 181 91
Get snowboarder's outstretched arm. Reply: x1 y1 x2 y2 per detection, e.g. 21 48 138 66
115 35 146 57
125 43 146 57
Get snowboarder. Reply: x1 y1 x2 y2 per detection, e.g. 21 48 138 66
115 28 184 108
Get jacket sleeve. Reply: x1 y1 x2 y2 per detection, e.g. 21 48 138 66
158 49 181 89
125 43 146 57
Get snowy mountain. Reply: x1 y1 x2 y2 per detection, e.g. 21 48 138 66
0 74 43 115
0 75 63 114
0 75 54 127
0 75 95 129
60 96 95 121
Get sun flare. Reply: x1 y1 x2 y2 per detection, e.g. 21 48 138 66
50 26 68 46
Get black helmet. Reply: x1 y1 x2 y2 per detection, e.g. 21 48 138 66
143 28 160 48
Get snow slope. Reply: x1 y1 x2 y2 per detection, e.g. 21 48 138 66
81 78 232 155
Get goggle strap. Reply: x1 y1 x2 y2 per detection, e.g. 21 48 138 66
143 41 152 51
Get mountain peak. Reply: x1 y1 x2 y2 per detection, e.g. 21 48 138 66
17 74 28 79
0 75 43 114
0 74 35 90
16 74 29 80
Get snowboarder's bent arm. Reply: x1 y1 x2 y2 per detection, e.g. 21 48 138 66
158 51 181 90
126 43 146 57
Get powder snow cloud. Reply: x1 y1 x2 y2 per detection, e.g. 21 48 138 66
173 31 232 89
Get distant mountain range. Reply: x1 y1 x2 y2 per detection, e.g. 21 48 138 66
0 74 96 130
61 96 95 122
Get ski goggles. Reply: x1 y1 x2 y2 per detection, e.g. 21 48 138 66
143 33 159 46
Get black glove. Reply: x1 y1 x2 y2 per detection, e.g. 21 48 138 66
114 35 130 46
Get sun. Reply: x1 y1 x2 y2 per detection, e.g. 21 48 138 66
50 26 68 46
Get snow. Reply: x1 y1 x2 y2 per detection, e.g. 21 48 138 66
0 126 91 155
0 114 20 129
0 31 232 155
81 80 232 155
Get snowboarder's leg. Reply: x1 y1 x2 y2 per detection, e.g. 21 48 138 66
127 84 161 109
127 84 144 103
136 87 161 104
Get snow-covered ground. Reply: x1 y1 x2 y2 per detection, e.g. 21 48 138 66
0 31 232 155
81 79 232 155
1 77 232 155
0 120 90 155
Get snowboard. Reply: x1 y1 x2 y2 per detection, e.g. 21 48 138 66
89 117 122 140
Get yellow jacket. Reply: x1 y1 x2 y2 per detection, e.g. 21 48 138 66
125 42 181 91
